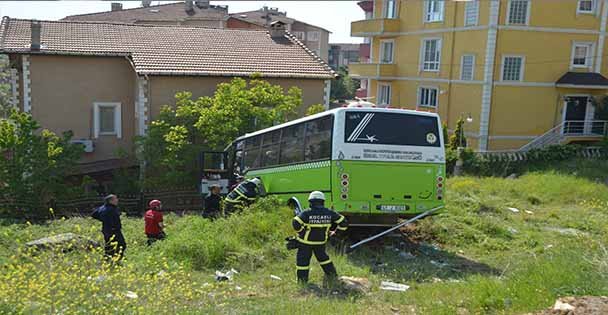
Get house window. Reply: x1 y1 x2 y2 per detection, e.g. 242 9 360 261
94 102 122 138
418 87 438 108
421 38 442 71
292 31 305 41
307 31 320 41
424 0 444 22
578 0 595 13
507 0 530 25
571 42 594 68
378 83 391 106
501 56 524 81
460 54 475 81
384 0 397 18
464 1 479 26
380 40 394 64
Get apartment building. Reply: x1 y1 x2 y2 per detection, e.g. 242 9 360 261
350 0 608 151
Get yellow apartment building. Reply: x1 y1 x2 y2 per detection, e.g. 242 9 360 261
350 0 608 151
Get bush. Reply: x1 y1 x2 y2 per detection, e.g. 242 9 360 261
0 110 83 215
159 196 292 270
458 144 598 177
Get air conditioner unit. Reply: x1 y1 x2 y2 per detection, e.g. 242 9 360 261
71 139 94 153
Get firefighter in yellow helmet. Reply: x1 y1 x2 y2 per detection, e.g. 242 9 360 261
292 191 348 283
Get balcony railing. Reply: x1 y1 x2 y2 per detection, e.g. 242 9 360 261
519 120 607 151
349 63 397 78
562 120 608 136
351 18 401 37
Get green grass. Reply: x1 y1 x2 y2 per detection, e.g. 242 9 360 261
1 171 607 314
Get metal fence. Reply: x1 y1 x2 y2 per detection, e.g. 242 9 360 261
1 186 203 220
476 146 606 162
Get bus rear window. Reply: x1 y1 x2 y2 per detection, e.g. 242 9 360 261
344 112 440 147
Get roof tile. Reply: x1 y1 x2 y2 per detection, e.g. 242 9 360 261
0 17 335 79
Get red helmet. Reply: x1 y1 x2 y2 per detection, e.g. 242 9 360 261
149 200 162 209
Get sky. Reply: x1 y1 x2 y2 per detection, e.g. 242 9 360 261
0 1 365 43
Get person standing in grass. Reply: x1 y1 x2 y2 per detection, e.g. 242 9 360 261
145 199 166 245
292 191 348 284
92 194 126 262
203 184 222 219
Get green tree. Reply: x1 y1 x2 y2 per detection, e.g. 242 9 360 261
330 66 357 102
449 118 468 148
0 109 83 214
0 55 13 118
306 104 325 116
139 77 301 188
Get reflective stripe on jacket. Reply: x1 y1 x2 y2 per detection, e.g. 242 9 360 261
292 206 348 245
225 181 259 204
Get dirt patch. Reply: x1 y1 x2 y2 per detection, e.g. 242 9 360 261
535 296 608 315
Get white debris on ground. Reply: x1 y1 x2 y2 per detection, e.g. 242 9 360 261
124 291 138 299
86 275 106 283
380 281 410 292
525 210 534 214
270 275 282 281
507 207 520 213
215 268 238 281
553 299 575 311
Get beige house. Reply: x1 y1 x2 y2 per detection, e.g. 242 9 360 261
0 17 334 174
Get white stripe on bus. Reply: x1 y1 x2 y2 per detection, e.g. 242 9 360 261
348 113 374 142
347 113 370 142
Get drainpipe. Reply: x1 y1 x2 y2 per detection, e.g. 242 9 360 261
446 1 458 126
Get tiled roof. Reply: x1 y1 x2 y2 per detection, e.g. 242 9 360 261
230 10 331 33
62 2 227 23
0 17 335 79
556 72 608 88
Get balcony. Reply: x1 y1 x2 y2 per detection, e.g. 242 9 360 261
351 18 401 37
349 63 397 78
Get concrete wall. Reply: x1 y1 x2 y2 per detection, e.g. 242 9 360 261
148 76 326 120
28 55 136 163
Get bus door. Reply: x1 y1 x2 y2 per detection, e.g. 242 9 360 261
200 151 229 195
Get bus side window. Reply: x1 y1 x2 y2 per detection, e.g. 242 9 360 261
279 124 305 164
261 130 281 167
304 116 332 161
243 136 262 170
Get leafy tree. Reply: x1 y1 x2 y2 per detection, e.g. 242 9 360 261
0 55 13 118
306 104 325 116
0 109 83 214
449 118 468 148
139 77 301 188
330 66 358 102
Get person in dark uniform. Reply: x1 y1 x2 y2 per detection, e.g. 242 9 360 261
292 191 348 283
203 184 222 219
224 178 263 215
92 194 126 263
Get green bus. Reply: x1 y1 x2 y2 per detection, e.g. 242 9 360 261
202 106 446 227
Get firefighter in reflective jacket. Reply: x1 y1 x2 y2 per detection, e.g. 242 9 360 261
292 191 348 283
224 177 263 214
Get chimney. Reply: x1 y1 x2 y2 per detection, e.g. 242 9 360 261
142 0 152 8
195 0 210 9
262 6 271 26
111 3 123 11
269 20 286 38
185 0 194 13
30 20 41 51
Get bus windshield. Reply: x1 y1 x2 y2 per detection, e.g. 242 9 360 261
344 111 440 147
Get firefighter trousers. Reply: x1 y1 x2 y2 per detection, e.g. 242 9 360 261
296 244 337 283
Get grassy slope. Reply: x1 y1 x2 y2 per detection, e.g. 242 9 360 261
1 170 607 314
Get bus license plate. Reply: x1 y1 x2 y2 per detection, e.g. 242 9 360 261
379 205 407 212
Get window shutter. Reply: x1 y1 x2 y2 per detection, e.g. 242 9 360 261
465 1 479 26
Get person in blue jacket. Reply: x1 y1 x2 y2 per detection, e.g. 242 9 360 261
92 194 126 262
